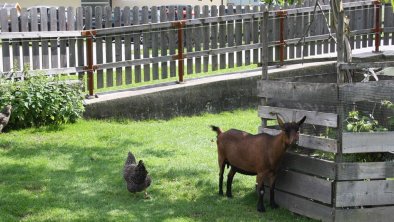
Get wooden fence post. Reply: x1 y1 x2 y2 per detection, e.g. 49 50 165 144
373 0 382 53
82 30 97 99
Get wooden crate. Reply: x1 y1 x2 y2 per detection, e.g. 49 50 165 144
257 76 394 222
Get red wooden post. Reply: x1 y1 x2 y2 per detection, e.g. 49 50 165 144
173 21 186 83
82 30 97 98
277 10 287 66
373 0 381 53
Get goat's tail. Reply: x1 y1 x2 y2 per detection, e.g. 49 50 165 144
210 125 222 136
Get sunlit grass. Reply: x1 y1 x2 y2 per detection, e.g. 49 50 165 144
0 109 313 222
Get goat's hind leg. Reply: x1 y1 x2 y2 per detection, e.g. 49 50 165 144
218 161 226 196
269 175 279 209
226 167 236 198
256 173 266 212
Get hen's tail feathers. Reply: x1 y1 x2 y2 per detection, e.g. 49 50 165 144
210 125 222 136
125 151 137 165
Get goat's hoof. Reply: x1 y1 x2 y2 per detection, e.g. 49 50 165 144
270 203 279 209
257 206 266 213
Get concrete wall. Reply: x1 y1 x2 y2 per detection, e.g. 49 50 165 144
84 63 337 120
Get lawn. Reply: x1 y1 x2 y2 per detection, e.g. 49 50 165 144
0 109 314 222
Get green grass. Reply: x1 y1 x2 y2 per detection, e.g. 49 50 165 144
0 109 314 222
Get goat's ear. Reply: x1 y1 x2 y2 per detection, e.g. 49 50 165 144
277 115 285 130
297 116 307 126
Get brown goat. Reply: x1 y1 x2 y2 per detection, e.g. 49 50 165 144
211 115 306 212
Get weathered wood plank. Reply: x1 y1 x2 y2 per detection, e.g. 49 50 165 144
339 61 394 70
20 8 30 69
123 7 132 85
260 127 338 153
342 132 394 153
354 6 363 49
142 6 150 82
302 4 310 58
186 5 193 75
257 80 339 104
11 8 21 71
30 7 40 70
258 105 338 127
282 152 336 179
67 7 76 75
211 6 218 71
244 6 251 66
58 7 67 68
114 7 123 86
202 6 210 72
160 6 168 79
133 6 142 83
287 7 296 59
76 7 85 83
49 7 58 69
95 6 104 88
219 5 226 70
336 180 394 207
0 9 11 73
151 6 159 80
168 6 176 77
295 8 303 58
275 170 332 204
252 6 259 64
335 206 394 222
235 5 243 67
274 190 334 222
340 80 394 103
194 6 202 74
227 5 235 68
337 161 394 180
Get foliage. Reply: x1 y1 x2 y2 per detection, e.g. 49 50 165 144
345 110 387 132
0 110 313 222
381 100 394 130
0 73 85 130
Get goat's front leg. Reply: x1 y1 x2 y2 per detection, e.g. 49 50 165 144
256 173 266 212
268 174 278 209
218 161 225 196
226 167 236 198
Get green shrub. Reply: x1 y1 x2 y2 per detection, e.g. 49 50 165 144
0 73 85 129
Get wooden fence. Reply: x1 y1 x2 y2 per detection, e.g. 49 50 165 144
0 0 393 94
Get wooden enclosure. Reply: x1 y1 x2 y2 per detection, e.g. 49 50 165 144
257 65 394 221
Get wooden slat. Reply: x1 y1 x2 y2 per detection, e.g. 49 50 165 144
287 7 296 59
0 31 82 39
340 80 394 103
219 5 226 70
211 6 218 71
67 7 76 75
151 6 159 79
342 132 394 153
337 161 394 180
49 7 58 69
339 61 394 70
142 6 150 82
282 152 336 179
11 8 21 71
227 5 234 69
302 3 310 58
274 190 334 222
336 180 394 207
367 5 374 47
76 7 85 83
95 6 104 88
252 6 259 64
295 8 303 58
0 9 11 73
168 6 176 77
244 6 251 66
235 5 242 67
114 7 123 86
335 206 394 222
20 8 30 69
30 7 40 70
257 80 339 105
104 6 113 87
260 127 338 153
123 7 132 85
275 170 332 204
258 105 338 127
186 5 193 75
354 6 363 49
194 6 201 74
202 6 209 72
133 6 142 82
160 6 168 78
58 7 67 68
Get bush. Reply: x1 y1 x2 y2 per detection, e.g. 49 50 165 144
0 73 85 130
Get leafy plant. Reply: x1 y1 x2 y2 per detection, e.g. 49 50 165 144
0 72 85 130
345 110 387 132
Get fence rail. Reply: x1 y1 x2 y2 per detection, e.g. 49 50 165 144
0 0 393 95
